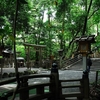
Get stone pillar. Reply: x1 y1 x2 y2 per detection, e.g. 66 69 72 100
82 54 87 71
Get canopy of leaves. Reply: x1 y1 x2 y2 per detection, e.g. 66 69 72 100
0 0 100 58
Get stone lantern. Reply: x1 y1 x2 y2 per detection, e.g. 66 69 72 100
75 35 95 54
75 35 95 71
75 35 95 100
58 49 63 57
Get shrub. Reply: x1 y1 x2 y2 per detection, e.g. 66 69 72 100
8 73 15 77
2 73 9 78
16 45 25 58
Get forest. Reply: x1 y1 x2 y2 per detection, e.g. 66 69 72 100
0 0 100 59
1 1 100 99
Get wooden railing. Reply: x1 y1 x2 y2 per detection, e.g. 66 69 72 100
59 79 83 100
0 74 57 100
0 68 90 100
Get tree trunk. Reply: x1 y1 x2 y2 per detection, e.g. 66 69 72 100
82 0 93 35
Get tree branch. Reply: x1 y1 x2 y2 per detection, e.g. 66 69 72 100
82 0 93 35
88 7 100 19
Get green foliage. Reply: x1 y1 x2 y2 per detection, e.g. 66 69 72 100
19 0 28 4
56 0 68 18
0 0 100 59
16 45 25 58
93 0 100 8
92 10 100 24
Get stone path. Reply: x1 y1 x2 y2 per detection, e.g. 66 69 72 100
68 58 100 71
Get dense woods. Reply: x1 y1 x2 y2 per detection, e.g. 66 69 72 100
0 0 100 59
1 1 100 100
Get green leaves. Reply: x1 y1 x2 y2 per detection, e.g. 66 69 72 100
19 0 28 4
0 25 13 41
93 0 100 8
0 0 100 58
9 35 15 41
0 29 5 34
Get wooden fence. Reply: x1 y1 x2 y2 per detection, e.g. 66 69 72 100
59 79 83 100
0 74 55 100
0 69 90 100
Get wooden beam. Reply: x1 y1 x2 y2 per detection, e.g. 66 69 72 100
23 43 46 48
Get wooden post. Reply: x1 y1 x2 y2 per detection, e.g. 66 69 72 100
0 57 4 79
82 71 89 100
39 48 42 67
50 63 59 100
37 86 44 94
20 77 29 100
36 85 44 100
27 46 30 69
59 56 62 69
95 71 99 86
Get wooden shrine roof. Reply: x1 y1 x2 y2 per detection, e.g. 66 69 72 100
75 35 95 43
